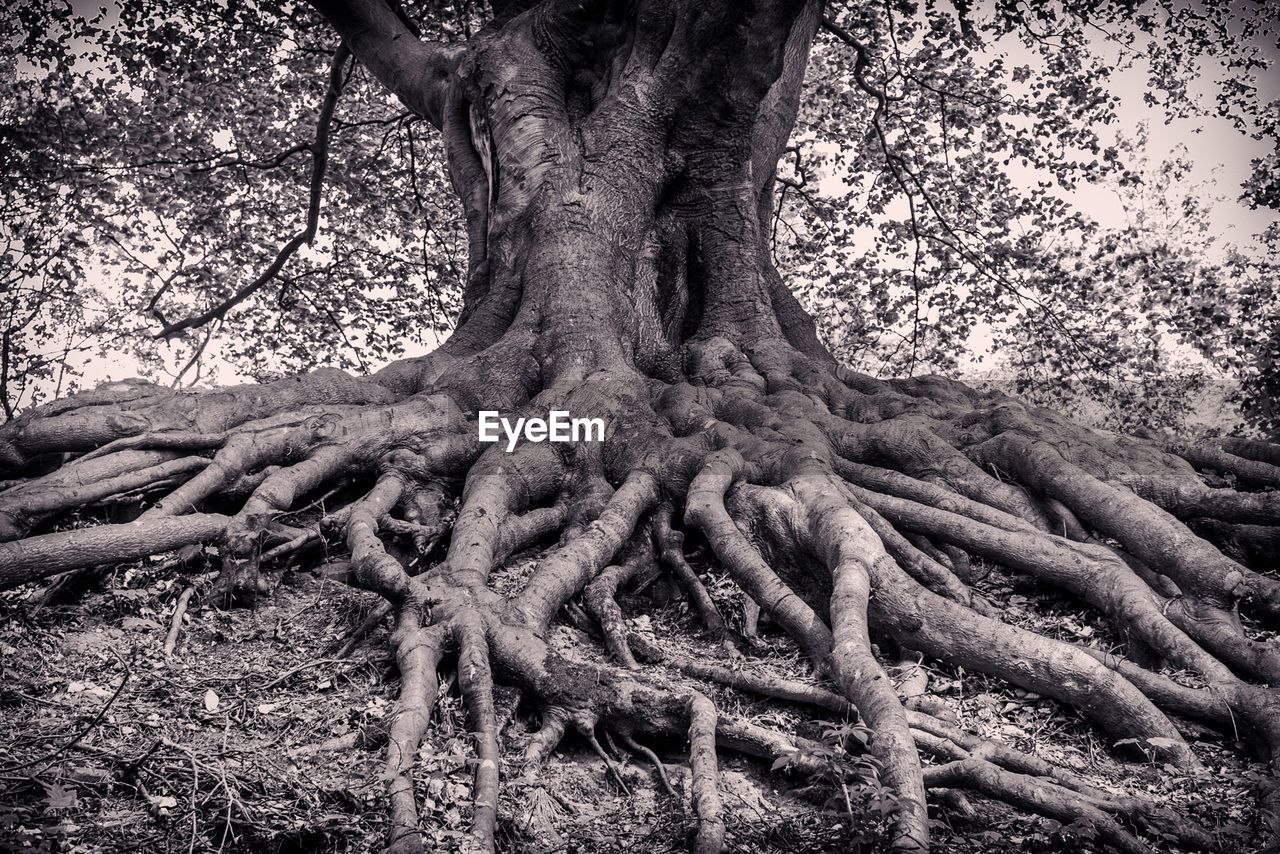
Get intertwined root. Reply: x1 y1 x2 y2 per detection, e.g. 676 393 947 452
1 337 1278 852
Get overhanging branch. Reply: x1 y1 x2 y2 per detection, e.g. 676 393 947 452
308 0 461 130
821 14 1110 377
155 44 353 340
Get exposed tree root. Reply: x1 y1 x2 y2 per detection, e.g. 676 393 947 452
456 610 501 852
922 756 1151 854
687 694 727 854
1 336 1277 853
619 731 677 797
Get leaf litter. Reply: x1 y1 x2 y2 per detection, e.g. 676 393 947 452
0 553 1266 853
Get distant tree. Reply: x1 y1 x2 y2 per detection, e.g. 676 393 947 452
1 0 467 397
980 133 1278 435
771 6 1279 435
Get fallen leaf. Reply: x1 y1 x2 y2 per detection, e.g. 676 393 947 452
203 688 220 712
68 766 111 785
44 783 77 811
122 617 162 632
147 794 177 811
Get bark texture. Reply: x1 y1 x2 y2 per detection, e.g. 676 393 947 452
3 1 1279 851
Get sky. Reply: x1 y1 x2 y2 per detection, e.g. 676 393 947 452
1045 33 1277 244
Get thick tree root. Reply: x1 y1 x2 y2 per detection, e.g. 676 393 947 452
1 340 1277 853
687 694 727 854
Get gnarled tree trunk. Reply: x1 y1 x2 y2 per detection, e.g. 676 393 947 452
2 1 1279 851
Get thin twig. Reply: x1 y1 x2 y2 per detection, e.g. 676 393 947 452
334 601 394 658
0 650 131 773
164 587 196 657
258 657 349 691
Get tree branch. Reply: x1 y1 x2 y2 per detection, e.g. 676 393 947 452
822 13 1111 377
155 44 352 340
308 0 460 129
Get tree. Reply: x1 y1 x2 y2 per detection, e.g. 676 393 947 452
1 1 1278 852
975 134 1280 436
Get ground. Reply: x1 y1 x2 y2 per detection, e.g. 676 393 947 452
0 530 1266 854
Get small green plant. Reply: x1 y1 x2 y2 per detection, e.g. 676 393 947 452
776 720 898 846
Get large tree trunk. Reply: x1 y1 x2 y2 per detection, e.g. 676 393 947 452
370 0 832 396
2 1 1279 851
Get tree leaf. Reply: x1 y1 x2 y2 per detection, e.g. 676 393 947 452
203 688 220 712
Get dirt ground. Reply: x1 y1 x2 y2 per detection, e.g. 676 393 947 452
0 550 1269 853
